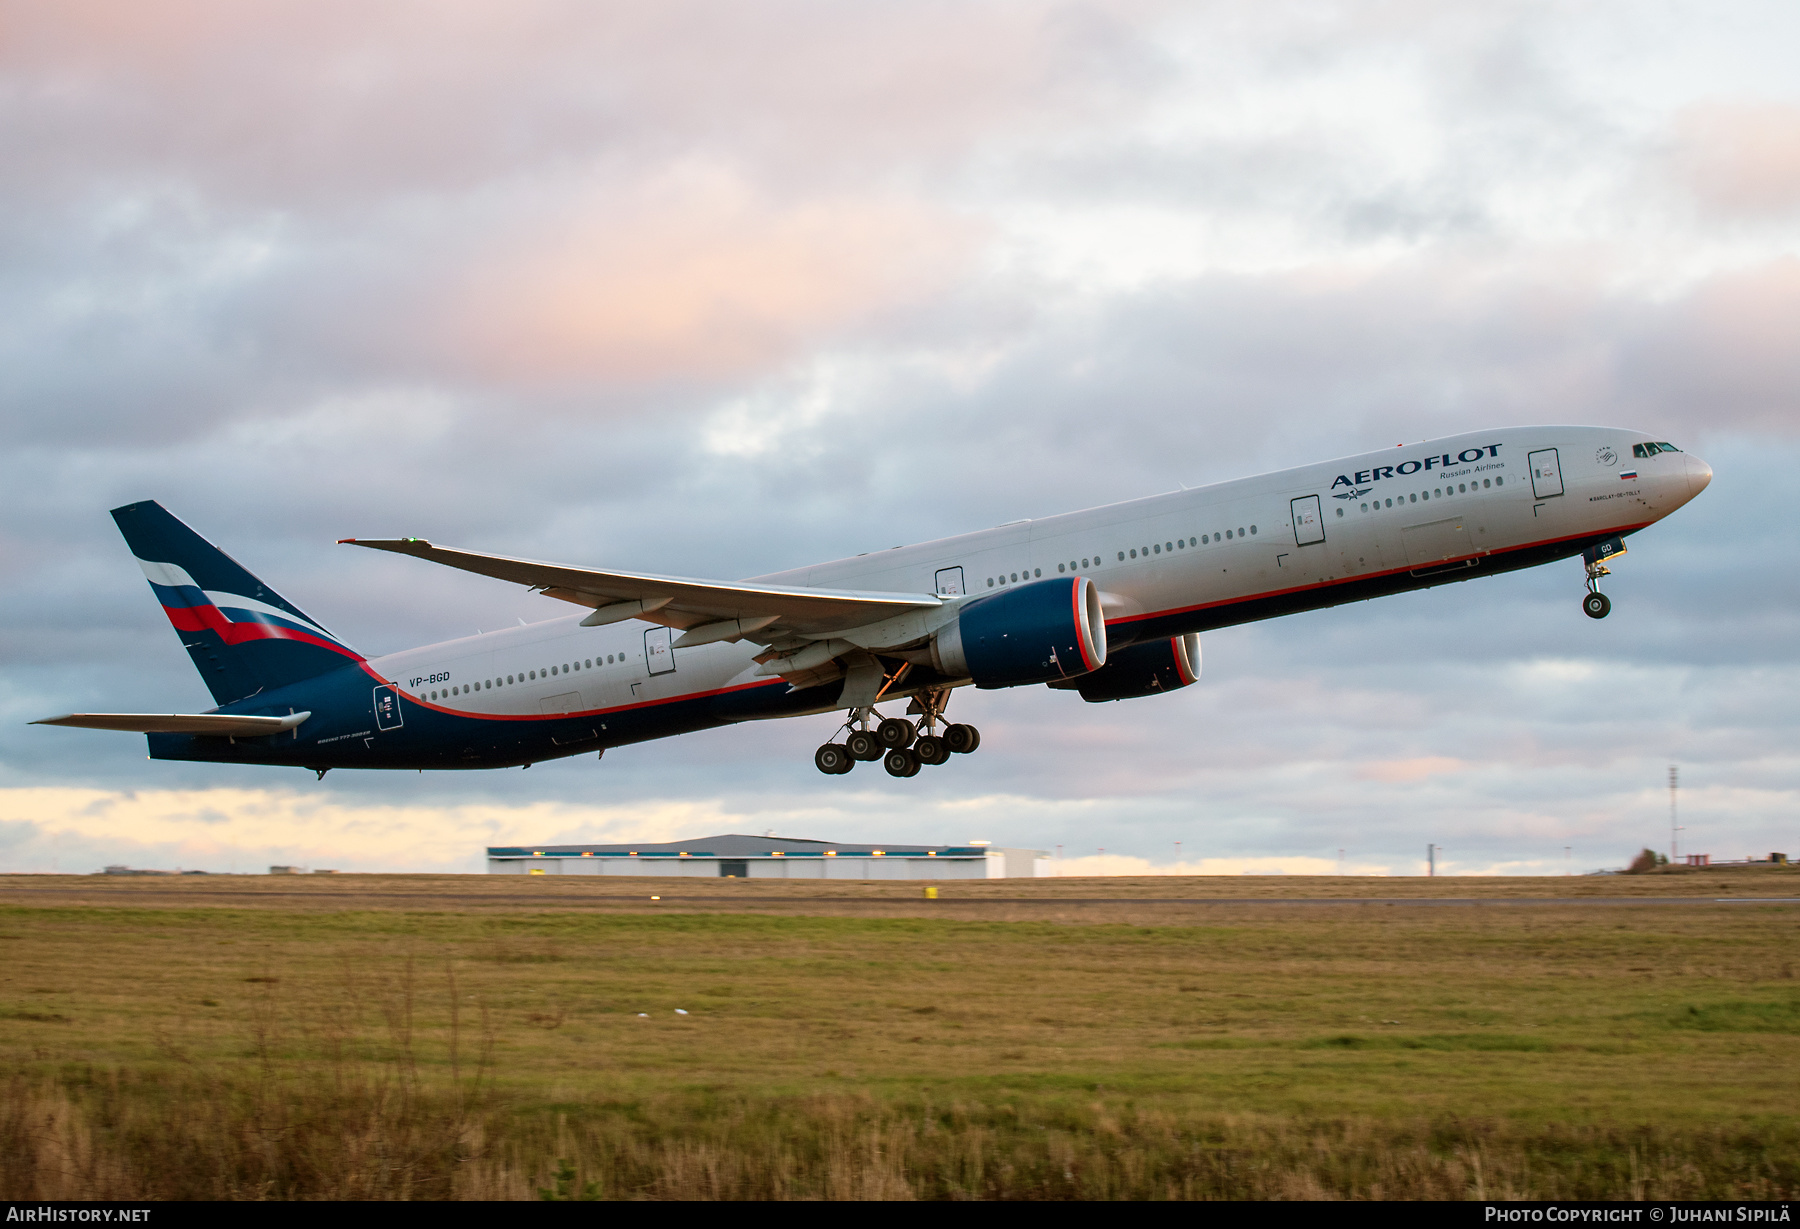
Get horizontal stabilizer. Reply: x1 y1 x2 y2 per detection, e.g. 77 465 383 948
339 538 941 638
32 712 311 737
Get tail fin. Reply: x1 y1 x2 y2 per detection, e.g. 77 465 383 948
111 501 362 706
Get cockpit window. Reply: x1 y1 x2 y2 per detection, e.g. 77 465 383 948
1633 441 1683 458
1655 442 1680 453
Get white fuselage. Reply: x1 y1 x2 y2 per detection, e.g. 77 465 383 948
372 425 1709 731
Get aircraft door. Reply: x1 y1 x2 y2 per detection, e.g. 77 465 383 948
1529 449 1564 498
644 626 675 676
373 685 403 730
934 566 965 596
1291 495 1325 546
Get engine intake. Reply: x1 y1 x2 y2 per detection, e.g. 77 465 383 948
1049 633 1200 702
932 576 1106 688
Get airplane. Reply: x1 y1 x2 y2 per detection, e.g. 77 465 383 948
34 426 1710 779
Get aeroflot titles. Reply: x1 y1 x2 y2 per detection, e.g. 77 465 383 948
1330 444 1505 492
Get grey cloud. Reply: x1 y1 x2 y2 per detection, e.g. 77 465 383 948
3 0 1797 876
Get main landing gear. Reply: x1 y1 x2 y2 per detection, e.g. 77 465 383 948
814 689 981 777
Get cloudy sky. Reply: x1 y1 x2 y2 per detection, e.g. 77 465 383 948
4 1 1798 876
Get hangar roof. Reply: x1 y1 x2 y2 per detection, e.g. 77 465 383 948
487 833 988 858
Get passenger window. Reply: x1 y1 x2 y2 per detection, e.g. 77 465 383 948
1495 476 1503 486
1248 526 1255 535
1165 541 1173 551
1224 531 1232 540
1058 563 1065 573
1034 568 1041 577
1409 493 1417 503
1336 507 1344 517
1153 544 1160 554
1482 479 1490 488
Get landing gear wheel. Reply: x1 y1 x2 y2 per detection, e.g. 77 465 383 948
846 729 884 761
914 735 950 766
814 743 853 774
943 723 981 754
1582 592 1611 620
877 717 916 749
883 748 921 778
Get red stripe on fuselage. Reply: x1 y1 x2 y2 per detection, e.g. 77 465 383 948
163 602 363 660
370 660 786 723
355 521 1642 726
1104 521 1653 631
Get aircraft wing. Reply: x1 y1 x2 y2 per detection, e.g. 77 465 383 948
32 712 311 737
339 538 942 642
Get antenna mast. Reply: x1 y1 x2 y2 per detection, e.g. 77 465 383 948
1669 764 1679 861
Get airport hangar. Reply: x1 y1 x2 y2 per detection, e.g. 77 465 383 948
487 834 1048 879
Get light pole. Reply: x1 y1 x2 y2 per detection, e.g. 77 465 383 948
1565 845 1571 876
1669 765 1681 862
1338 848 1345 876
1427 844 1437 877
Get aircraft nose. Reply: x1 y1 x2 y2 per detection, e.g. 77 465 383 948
1686 453 1713 498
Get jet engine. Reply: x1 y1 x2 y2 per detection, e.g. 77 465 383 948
1048 632 1199 702
929 576 1107 688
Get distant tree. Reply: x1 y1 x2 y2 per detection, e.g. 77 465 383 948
1625 848 1659 874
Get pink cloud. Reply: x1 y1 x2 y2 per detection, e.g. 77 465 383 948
1671 101 1800 218
0 1 1149 204
1354 756 1466 783
432 169 978 383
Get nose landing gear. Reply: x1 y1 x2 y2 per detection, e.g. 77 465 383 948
1581 537 1625 620
813 689 981 776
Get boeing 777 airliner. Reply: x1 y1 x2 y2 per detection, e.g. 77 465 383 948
36 426 1710 779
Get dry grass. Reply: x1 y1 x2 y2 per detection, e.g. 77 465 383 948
0 874 1796 1199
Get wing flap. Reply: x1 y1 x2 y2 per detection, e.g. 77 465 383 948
340 538 941 637
32 712 311 737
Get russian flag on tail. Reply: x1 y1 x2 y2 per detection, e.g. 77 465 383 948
112 501 362 706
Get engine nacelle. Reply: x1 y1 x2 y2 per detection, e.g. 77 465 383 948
1049 633 1200 702
931 576 1107 688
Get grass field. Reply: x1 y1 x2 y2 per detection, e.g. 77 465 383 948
1 869 1796 1200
